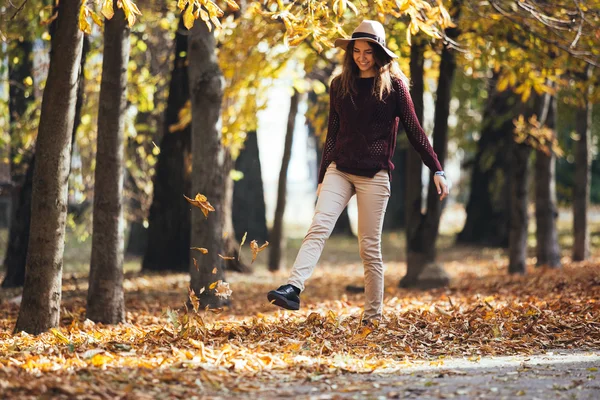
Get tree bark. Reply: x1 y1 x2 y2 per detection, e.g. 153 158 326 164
400 4 460 288
534 93 561 268
268 89 300 271
508 141 531 274
232 130 268 243
188 18 228 308
87 3 130 324
2 38 34 288
383 147 406 231
14 0 84 334
143 20 191 272
401 37 426 287
457 76 512 247
573 66 593 261
8 39 34 180
222 152 250 273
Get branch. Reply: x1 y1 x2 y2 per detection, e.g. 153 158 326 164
11 0 28 20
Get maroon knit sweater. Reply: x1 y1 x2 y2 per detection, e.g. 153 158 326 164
318 75 443 184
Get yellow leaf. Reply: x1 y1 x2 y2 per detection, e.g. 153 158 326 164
225 0 239 11
119 0 142 27
51 328 70 344
238 231 247 261
101 0 114 19
177 0 188 10
209 281 218 290
183 3 195 30
23 76 33 86
90 353 113 366
191 247 208 254
91 11 104 27
79 5 92 34
212 267 217 274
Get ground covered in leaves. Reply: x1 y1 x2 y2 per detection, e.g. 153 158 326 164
1 225 599 399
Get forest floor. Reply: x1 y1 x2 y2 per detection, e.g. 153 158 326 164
0 206 599 399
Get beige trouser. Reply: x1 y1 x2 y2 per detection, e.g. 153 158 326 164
288 163 391 319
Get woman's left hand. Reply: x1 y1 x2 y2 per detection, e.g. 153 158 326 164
433 175 450 201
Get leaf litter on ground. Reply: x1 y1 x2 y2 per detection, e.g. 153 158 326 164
1 256 599 398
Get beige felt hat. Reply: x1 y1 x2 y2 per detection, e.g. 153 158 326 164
334 20 398 59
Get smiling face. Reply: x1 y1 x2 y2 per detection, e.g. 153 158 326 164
352 40 376 77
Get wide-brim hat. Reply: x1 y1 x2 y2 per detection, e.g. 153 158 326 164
334 20 398 59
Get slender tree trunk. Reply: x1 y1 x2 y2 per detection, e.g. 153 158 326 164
534 93 561 268
2 39 34 288
401 2 460 287
14 0 84 334
508 141 531 274
1 156 33 288
402 37 426 286
222 152 250 272
457 76 512 247
383 147 406 231
188 19 228 308
232 130 268 243
143 21 191 272
573 66 593 261
269 89 300 271
87 3 130 324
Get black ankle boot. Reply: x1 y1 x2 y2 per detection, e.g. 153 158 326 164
267 284 301 310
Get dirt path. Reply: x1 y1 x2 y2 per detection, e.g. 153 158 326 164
246 350 600 400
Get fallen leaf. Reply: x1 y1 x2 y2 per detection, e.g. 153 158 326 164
218 254 235 260
191 247 208 254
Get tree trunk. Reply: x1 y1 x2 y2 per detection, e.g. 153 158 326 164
573 66 593 261
232 130 268 244
508 141 531 274
400 4 460 288
268 89 300 271
1 34 89 289
2 39 34 289
8 39 34 180
401 37 426 287
143 20 191 273
188 18 228 308
534 93 561 268
383 147 406 231
14 0 84 334
87 3 130 324
222 152 250 273
1 156 33 288
457 76 512 247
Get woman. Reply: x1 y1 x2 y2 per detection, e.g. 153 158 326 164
267 20 450 323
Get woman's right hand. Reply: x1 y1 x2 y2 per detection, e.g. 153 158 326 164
317 184 322 197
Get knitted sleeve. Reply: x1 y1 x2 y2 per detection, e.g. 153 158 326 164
395 78 443 172
318 78 341 184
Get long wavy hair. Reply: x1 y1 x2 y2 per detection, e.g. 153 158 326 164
337 40 409 101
